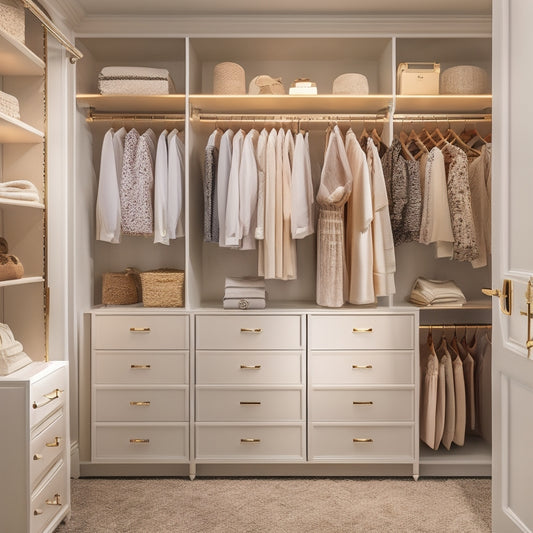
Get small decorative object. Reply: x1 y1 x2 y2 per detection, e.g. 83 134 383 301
440 65 489 95
0 237 23 282
140 268 185 307
332 73 369 95
409 277 466 307
101 267 141 305
248 75 285 95
0 90 20 120
213 62 246 95
0 322 31 376
0 0 25 44
289 78 318 95
397 62 440 95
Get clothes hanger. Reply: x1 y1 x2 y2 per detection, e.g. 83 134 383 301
445 128 482 157
451 324 460 354
427 326 434 350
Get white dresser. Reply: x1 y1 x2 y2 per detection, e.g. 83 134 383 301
91 312 189 463
0 361 70 533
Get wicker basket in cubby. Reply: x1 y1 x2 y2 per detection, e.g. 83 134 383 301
140 269 185 307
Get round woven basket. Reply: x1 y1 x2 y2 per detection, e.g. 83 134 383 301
213 62 246 95
332 73 369 95
440 65 489 94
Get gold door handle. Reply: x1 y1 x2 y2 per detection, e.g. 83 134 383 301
130 438 150 443
240 438 261 443
33 453 43 460
352 364 373 369
353 401 373 405
482 278 512 315
34 508 43 516
240 401 261 405
525 278 533 358
33 388 63 409
130 401 151 406
45 437 61 448
353 438 373 443
240 328 262 333
240 364 261 369
130 327 151 332
45 494 61 506
131 364 151 369
353 328 373 333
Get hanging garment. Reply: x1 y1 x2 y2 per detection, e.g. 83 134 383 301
203 128 222 243
367 138 396 297
434 349 446 450
282 130 297 280
96 127 126 243
450 345 466 446
176 132 186 238
238 129 259 250
275 129 285 278
420 337 439 449
167 129 184 240
403 159 422 243
345 129 374 304
476 331 492 442
217 129 235 247
438 338 456 451
316 125 353 307
291 131 315 239
153 129 169 244
263 129 278 279
255 129 269 277
225 129 246 247
459 334 477 432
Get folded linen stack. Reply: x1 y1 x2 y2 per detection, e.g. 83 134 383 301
98 66 175 95
223 276 266 309
0 322 31 376
0 180 40 203
0 90 20 120
409 277 466 307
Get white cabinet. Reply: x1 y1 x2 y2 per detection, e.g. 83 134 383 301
0 362 70 533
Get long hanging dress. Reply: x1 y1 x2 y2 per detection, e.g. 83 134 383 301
255 129 269 276
282 130 297 280
275 129 285 278
263 129 278 279
316 125 353 307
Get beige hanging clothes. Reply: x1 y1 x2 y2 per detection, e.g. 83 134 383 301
438 340 456 451
282 130 297 280
450 346 466 446
263 129 278 279
255 129 269 277
275 129 285 278
420 337 439 449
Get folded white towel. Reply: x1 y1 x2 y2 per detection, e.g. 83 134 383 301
0 180 40 203
224 286 266 299
409 278 466 306
225 276 265 289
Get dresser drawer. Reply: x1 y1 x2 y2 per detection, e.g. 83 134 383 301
196 388 303 422
310 424 414 461
31 459 68 533
93 314 188 350
309 314 414 350
30 365 68 429
310 351 414 385
310 389 414 422
94 388 188 422
30 410 66 490
93 424 188 462
196 351 302 385
93 351 188 385
196 315 302 350
196 424 305 461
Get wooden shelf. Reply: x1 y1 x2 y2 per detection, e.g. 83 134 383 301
416 299 491 311
0 276 44 288
0 29 44 76
0 112 44 143
76 94 186 114
0 198 44 210
395 95 492 114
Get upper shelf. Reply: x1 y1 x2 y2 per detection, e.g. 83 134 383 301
0 29 44 76
0 112 44 143
395 95 492 115
76 94 186 114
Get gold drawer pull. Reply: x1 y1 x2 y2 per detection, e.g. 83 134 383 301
33 508 43 516
33 453 43 461
353 438 373 443
240 364 261 369
240 401 261 405
45 494 61 506
130 327 151 332
45 437 61 448
353 401 374 405
241 438 261 443
131 364 151 369
352 364 373 369
130 401 151 406
33 388 63 409
130 438 150 443
240 328 262 333
353 328 373 333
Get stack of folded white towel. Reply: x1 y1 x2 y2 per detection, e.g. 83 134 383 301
98 66 175 95
223 277 266 309
409 278 466 307
0 90 20 120
0 180 40 203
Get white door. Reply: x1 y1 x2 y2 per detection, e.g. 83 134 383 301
492 1 533 531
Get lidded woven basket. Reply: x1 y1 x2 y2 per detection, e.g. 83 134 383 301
440 65 489 94
213 62 246 95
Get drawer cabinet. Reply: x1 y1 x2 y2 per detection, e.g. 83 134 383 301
0 362 70 533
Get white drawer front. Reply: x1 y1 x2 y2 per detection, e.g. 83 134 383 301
94 388 188 422
310 351 414 385
93 351 188 385
30 410 66 490
196 351 302 385
31 460 68 533
93 314 188 350
196 388 303 422
309 314 414 350
93 424 188 462
30 365 68 429
196 424 305 461
196 315 302 350
310 425 414 460
310 389 414 422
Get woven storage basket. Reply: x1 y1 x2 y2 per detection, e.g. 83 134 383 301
140 269 184 307
0 1 25 43
213 62 245 95
102 268 141 305
332 73 369 95
440 65 489 94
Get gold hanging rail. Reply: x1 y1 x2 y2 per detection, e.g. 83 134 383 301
394 113 492 123
21 0 83 63
86 109 186 123
419 324 492 330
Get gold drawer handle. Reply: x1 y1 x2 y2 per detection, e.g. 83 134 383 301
353 401 374 405
130 401 151 406
33 388 63 409
241 438 261 443
131 364 151 369
34 508 43 516
353 438 373 443
353 328 373 333
45 437 61 448
130 327 151 332
240 401 261 405
352 364 373 369
130 438 150 443
240 328 262 333
33 453 43 461
240 364 261 369
45 494 61 506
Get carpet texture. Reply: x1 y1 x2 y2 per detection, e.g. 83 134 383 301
54 477 491 533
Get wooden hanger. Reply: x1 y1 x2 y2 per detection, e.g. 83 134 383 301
445 128 482 157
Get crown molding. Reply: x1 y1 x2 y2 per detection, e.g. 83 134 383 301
40 0 86 29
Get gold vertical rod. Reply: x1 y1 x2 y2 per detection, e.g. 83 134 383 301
43 27 49 362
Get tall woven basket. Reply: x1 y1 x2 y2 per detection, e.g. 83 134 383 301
140 269 185 307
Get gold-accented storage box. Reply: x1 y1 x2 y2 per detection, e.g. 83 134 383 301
0 1 25 44
140 269 184 307
397 62 440 95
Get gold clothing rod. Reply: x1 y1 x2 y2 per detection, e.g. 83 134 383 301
394 113 491 122
419 324 492 329
87 111 186 122
192 113 389 123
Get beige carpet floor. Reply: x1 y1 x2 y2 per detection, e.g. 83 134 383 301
54 477 491 533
